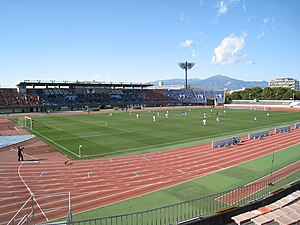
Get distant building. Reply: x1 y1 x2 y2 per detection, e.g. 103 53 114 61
269 77 299 90
158 81 164 86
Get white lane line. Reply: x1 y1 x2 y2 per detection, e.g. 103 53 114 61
17 164 49 222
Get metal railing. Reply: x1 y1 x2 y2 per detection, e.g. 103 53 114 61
7 192 72 225
44 164 300 225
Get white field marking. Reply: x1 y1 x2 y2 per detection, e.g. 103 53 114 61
41 122 63 131
10 148 39 160
30 129 80 158
17 164 49 222
84 123 296 158
14 126 19 131
52 131 129 141
68 118 132 133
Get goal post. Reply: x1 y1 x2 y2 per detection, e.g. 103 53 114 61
24 116 33 130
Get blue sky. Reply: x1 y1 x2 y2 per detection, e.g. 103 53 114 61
1 0 299 87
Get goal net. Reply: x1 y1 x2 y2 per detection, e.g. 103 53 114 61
24 116 33 130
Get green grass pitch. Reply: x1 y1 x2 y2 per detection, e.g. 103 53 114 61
27 108 300 159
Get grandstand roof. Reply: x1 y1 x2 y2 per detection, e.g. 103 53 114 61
15 80 153 89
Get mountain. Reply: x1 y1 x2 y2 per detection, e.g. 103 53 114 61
150 75 268 90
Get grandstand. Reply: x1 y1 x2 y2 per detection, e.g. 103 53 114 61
0 80 225 113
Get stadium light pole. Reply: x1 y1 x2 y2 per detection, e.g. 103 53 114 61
178 61 195 90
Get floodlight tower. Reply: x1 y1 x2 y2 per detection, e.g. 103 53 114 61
178 61 195 90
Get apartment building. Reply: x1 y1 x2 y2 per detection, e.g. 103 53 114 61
269 77 299 90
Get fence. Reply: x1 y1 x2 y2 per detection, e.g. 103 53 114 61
44 165 300 225
7 192 72 225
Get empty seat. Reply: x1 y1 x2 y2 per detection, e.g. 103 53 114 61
231 211 257 224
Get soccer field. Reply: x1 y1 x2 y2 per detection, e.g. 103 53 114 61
27 108 300 159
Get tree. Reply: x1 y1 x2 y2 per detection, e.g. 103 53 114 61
227 86 300 100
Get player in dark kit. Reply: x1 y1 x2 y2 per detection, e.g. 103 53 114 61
18 146 24 161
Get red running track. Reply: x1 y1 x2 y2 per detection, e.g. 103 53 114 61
0 128 300 224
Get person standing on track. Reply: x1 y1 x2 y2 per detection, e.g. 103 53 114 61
17 146 24 161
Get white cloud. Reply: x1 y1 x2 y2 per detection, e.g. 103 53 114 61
179 39 198 57
179 14 185 23
216 0 240 16
247 60 256 65
257 30 265 40
257 17 275 40
180 39 193 48
211 33 246 65
242 5 246 12
218 1 228 15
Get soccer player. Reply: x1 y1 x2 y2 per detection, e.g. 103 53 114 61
202 118 207 126
136 113 139 119
152 115 156 122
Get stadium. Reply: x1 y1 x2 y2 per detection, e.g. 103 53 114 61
1 80 300 225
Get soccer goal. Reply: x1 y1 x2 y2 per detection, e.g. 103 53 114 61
24 116 34 130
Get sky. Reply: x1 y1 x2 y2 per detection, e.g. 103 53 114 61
1 0 300 87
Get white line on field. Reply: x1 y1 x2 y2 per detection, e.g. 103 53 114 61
53 131 130 141
44 123 63 131
69 118 132 133
30 129 80 158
